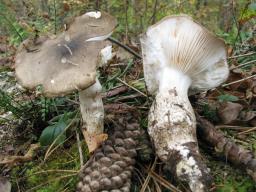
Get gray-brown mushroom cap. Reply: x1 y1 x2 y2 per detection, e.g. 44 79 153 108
15 11 117 97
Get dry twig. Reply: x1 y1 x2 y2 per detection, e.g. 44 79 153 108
0 144 39 166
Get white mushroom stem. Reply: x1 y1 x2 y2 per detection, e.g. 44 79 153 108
79 78 104 134
148 68 194 160
140 15 228 192
148 68 211 192
79 78 105 152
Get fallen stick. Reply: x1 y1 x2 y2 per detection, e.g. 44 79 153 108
101 85 128 98
0 144 39 166
196 113 256 182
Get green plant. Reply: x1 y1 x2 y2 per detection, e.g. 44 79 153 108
202 103 219 123
39 111 77 146
11 144 81 192
0 90 39 121
218 94 239 102
216 178 254 192
0 2 28 45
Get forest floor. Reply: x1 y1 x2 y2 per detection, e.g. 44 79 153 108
0 1 256 192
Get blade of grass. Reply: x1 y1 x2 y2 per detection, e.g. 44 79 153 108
44 113 78 161
117 77 147 97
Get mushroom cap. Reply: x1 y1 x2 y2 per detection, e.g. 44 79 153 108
15 11 117 97
140 15 229 95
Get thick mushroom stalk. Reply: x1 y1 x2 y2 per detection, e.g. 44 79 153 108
148 69 211 191
79 78 106 152
140 15 229 191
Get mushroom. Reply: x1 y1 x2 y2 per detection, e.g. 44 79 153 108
15 11 117 152
140 15 229 191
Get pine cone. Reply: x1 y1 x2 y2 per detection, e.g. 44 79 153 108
77 115 141 192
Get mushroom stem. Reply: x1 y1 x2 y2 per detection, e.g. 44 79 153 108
79 78 105 152
148 68 212 191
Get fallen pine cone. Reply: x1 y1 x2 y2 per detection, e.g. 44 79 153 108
196 113 256 182
77 114 141 192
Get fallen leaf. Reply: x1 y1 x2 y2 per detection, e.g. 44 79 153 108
239 111 256 122
227 46 233 56
63 3 70 11
226 71 252 91
82 130 108 153
104 103 135 114
250 118 256 127
0 57 12 67
218 102 243 124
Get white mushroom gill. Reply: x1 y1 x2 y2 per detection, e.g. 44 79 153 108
99 45 113 67
85 32 113 42
140 15 229 192
141 15 228 95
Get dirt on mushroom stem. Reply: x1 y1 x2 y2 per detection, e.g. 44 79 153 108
148 88 213 191
140 15 229 191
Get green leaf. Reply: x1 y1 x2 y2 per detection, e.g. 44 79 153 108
217 94 239 102
39 117 67 146
48 111 76 124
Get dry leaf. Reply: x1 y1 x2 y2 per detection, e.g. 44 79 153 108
218 102 243 124
82 130 108 153
63 3 70 11
239 111 256 122
227 46 233 56
250 118 256 127
226 71 251 91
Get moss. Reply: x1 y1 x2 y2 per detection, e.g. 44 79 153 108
203 152 256 192
10 141 89 192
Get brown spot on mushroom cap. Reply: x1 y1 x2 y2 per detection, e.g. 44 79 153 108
15 12 117 97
